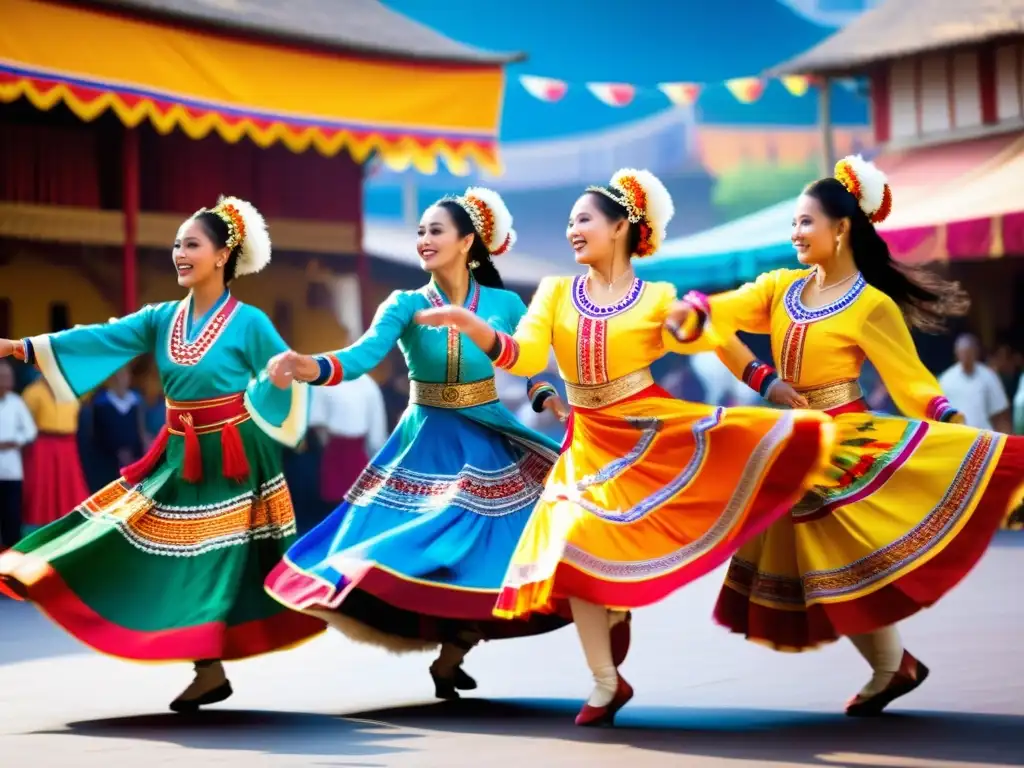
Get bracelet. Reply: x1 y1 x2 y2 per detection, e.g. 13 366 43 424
742 360 779 398
309 354 344 386
926 396 960 423
528 380 557 413
665 292 711 343
490 331 520 370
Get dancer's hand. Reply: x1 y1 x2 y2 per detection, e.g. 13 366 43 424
765 380 809 409
0 339 14 359
543 394 570 423
414 306 475 331
267 350 319 389
664 301 695 330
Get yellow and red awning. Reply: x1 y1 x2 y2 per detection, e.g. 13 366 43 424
0 0 506 174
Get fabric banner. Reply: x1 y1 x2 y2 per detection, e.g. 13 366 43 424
0 0 506 175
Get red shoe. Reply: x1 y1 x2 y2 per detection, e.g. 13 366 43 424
575 675 634 727
610 611 632 667
845 650 929 717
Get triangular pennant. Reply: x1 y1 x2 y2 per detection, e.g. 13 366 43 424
519 75 568 103
780 75 812 97
724 76 766 104
586 82 636 107
658 82 702 106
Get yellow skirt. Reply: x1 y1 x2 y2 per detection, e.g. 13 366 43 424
715 408 1024 651
494 387 833 617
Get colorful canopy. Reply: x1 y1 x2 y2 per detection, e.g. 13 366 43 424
640 133 1024 290
0 0 510 174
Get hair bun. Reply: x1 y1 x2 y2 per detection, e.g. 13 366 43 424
834 155 893 224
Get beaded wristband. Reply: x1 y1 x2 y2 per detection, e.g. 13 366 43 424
742 360 779 399
309 354 344 386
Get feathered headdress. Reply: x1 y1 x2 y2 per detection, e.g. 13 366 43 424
833 155 893 224
445 186 517 256
587 168 675 257
190 195 272 277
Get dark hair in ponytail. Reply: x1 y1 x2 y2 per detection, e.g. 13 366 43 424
804 177 968 332
436 200 505 290
193 211 243 285
586 189 643 256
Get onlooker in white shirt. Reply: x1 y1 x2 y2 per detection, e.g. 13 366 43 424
0 360 38 547
309 373 388 505
938 334 1011 432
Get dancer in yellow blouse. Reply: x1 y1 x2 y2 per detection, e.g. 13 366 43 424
415 168 835 727
701 155 1024 716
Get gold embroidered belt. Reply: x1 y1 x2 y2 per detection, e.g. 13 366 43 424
798 379 863 411
410 378 498 409
565 368 655 410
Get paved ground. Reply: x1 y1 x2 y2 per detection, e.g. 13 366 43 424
2 533 1023 767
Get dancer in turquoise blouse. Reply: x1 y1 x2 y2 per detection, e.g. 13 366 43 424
0 197 323 713
264 187 569 698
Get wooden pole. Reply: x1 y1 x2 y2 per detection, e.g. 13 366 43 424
122 127 140 315
819 76 835 176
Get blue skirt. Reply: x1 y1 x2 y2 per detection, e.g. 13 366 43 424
265 401 568 649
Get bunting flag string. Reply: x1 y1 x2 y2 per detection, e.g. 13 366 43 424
518 73 861 108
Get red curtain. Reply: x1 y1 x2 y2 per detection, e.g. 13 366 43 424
140 129 360 223
0 122 101 207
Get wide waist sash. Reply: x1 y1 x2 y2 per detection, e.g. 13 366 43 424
121 392 251 486
166 393 250 435
797 379 864 412
565 368 655 410
409 378 499 409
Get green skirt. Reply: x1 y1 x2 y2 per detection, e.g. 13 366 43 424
0 420 324 662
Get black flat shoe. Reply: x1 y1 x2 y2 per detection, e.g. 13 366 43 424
170 680 234 713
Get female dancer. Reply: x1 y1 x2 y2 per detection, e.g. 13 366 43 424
702 155 1024 715
263 188 568 699
414 169 835 725
0 197 323 712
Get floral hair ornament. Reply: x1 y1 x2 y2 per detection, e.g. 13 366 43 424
187 196 272 277
442 186 517 257
587 168 675 257
834 155 893 224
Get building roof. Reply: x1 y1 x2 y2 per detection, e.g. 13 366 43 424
770 0 1024 76
85 0 522 64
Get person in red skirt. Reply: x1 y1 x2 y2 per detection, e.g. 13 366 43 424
20 372 89 530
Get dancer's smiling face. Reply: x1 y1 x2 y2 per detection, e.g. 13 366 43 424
791 193 847 266
567 193 629 266
173 217 230 289
416 204 475 274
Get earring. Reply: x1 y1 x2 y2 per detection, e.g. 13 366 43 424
468 260 480 270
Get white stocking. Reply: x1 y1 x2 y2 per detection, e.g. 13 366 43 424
570 597 617 707
848 625 904 697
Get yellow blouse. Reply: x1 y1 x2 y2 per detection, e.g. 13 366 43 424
496 275 712 385
710 268 954 420
21 378 80 434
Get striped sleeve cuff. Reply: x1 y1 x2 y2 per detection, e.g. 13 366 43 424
926 396 960 423
528 379 557 413
488 332 520 371
310 354 344 386
742 360 779 399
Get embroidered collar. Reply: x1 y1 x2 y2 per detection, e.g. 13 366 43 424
424 278 481 313
168 293 241 366
783 273 867 324
571 275 645 320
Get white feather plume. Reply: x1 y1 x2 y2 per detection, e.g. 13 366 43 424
464 186 515 256
219 195 272 277
840 154 888 218
610 168 675 245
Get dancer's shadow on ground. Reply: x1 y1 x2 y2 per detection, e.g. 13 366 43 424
36 700 1024 765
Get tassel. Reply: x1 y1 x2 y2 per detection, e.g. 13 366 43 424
180 413 203 483
121 426 169 486
220 419 251 482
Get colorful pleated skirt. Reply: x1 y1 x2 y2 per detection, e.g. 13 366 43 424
264 395 570 652
0 394 324 661
714 399 1024 651
494 381 833 618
